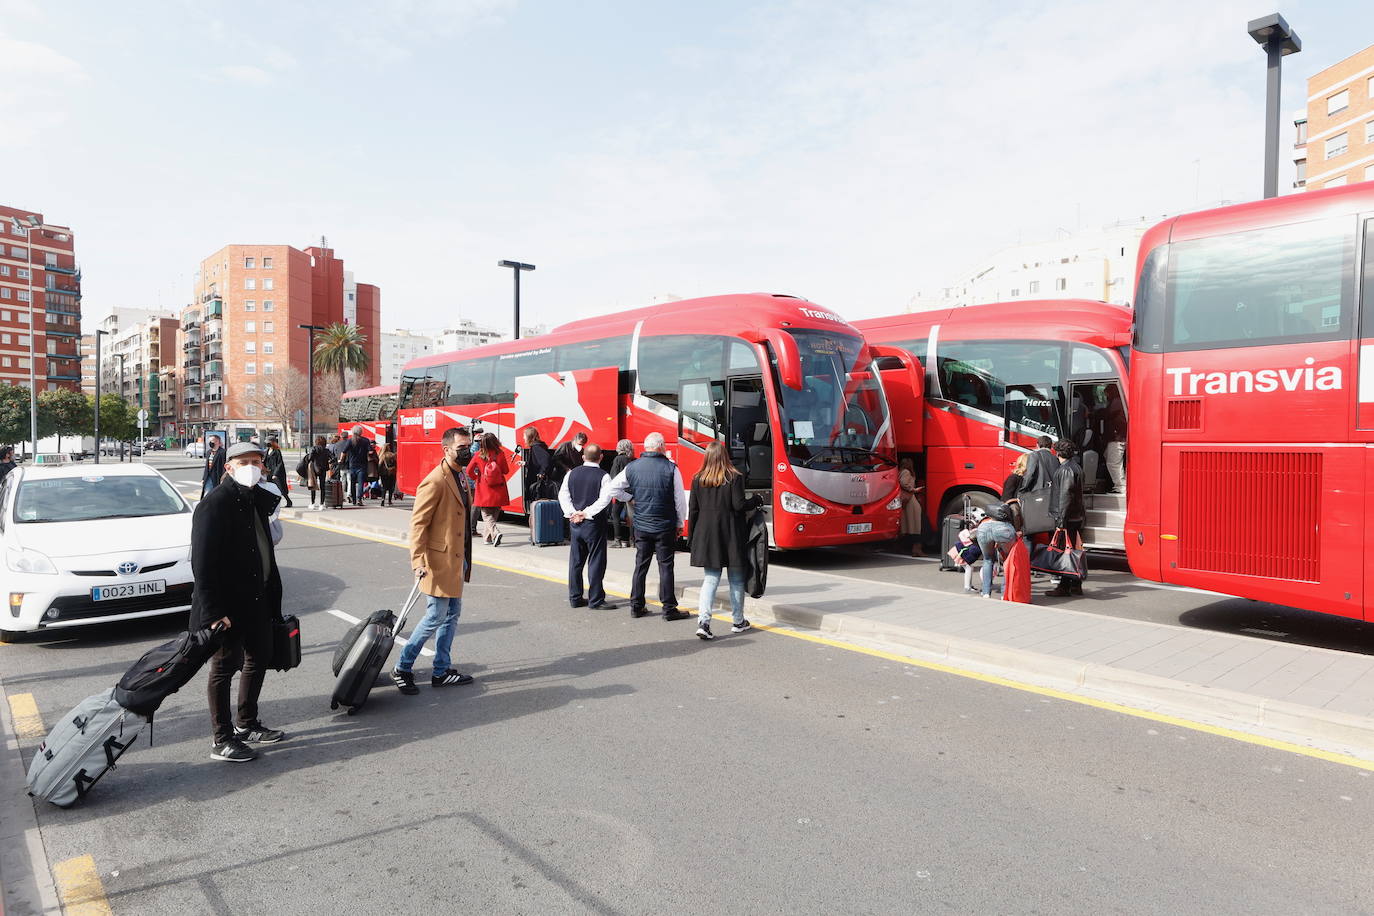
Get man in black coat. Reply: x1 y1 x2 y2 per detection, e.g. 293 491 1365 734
262 437 291 507
1046 438 1086 598
201 436 226 498
553 432 588 484
192 441 288 762
1020 435 1058 493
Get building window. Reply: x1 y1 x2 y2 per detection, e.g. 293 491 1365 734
264 362 273 375
245 362 256 374
1367 120 1374 145
244 300 255 311
244 278 256 290
1 334 8 343
245 341 256 353
262 278 274 290
18 358 29 369
245 383 256 396
244 257 256 269
1325 175 1348 188
245 404 256 417
1028 280 1040 294
18 335 29 346
1325 132 1348 159
1294 119 1308 145
1 357 9 367
1009 288 1020 297
263 321 274 333
0 265 8 276
0 289 9 300
1295 159 1307 182
17 291 29 302
1055 278 1068 291
1366 164 1374 181
16 269 28 280
1327 89 1349 116
245 321 256 333
262 300 274 311
263 383 274 396
262 257 273 269
11 247 26 258
16 312 26 324
263 342 274 354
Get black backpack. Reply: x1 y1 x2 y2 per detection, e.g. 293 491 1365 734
113 625 225 735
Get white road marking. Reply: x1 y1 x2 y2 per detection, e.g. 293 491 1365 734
327 607 433 656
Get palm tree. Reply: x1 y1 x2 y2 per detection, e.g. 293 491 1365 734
312 322 370 397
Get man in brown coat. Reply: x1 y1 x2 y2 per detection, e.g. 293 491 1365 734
392 426 475 694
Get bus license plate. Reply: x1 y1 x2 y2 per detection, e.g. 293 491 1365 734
91 580 166 602
846 523 873 535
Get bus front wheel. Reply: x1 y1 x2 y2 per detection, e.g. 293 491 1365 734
939 489 999 524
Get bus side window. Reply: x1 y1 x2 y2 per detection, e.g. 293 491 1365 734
448 358 494 405
637 335 728 410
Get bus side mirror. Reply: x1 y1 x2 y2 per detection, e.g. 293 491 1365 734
763 329 803 391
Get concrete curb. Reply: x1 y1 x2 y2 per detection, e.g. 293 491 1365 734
282 510 1374 761
0 679 61 915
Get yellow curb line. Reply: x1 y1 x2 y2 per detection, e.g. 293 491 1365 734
51 855 113 916
284 515 1374 772
6 692 45 740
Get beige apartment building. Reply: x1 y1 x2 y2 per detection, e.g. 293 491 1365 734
1295 43 1374 190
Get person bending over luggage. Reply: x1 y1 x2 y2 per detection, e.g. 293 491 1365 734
193 441 289 763
560 443 618 610
393 426 475 695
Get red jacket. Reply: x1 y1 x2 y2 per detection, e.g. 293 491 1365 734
466 452 511 508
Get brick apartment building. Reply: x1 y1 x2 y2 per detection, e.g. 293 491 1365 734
0 205 82 395
1294 43 1374 190
94 309 180 436
177 244 380 441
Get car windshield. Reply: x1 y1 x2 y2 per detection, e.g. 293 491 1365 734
776 329 895 472
14 475 188 524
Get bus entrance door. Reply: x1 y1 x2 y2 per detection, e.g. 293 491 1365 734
727 376 771 488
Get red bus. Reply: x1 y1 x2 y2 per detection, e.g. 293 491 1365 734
337 384 398 444
395 293 902 549
1126 181 1374 619
855 300 1132 550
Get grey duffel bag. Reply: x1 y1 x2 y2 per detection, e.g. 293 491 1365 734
26 688 145 807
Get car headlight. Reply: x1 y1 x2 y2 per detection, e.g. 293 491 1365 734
780 491 826 515
5 545 57 575
886 494 904 511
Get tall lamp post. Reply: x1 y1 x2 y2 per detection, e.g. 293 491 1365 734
114 352 127 462
94 329 107 464
1247 13 1301 199
299 323 326 462
497 260 535 340
10 215 42 457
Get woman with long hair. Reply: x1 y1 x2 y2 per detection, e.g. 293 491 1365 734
306 434 334 510
687 441 761 640
609 438 636 547
466 432 510 546
379 440 399 506
897 457 925 557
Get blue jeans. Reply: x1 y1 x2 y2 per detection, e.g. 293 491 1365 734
347 468 365 503
397 595 462 676
698 566 747 626
976 521 1015 597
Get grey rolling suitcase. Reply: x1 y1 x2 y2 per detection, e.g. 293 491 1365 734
330 583 423 715
27 688 145 807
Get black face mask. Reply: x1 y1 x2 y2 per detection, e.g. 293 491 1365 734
455 445 473 466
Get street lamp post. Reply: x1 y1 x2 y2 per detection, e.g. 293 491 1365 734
10 215 41 458
1247 13 1302 199
114 352 126 462
497 260 536 340
94 329 107 465
299 323 326 462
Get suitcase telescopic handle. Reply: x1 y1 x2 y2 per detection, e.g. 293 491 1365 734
394 580 424 635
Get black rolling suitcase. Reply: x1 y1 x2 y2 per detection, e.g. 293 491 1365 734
326 478 345 509
939 515 967 571
330 583 422 714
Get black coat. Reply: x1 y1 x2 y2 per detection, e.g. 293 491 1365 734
1050 458 1085 527
553 442 581 479
203 446 226 487
610 453 634 478
688 475 761 569
190 478 283 630
1020 448 1057 493
1001 472 1023 500
522 442 555 499
264 447 288 491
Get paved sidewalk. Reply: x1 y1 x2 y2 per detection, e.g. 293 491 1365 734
280 502 1374 761
0 679 61 915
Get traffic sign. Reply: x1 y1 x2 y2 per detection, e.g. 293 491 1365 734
136 408 148 422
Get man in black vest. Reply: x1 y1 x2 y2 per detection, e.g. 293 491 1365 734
608 432 690 621
559 443 618 610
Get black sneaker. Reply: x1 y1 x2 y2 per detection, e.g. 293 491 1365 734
630 606 649 618
210 739 258 762
731 619 752 633
589 601 619 610
493 533 503 547
234 721 286 744
663 608 691 621
570 598 588 608
696 621 714 640
432 669 474 687
391 667 420 695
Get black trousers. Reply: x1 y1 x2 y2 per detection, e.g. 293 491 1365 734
610 501 631 543
631 527 678 612
1059 520 1084 585
206 614 273 745
568 519 609 605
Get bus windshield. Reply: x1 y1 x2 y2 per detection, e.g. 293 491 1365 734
777 329 895 471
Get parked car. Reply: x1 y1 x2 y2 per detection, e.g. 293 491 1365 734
184 442 205 458
0 464 194 641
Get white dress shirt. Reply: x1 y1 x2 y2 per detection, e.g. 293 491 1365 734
559 460 613 519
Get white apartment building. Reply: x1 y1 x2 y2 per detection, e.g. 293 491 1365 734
380 329 434 385
907 220 1162 312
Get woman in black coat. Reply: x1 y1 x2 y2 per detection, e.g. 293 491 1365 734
688 441 761 640
608 439 635 547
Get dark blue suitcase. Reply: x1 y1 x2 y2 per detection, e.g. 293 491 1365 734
529 499 566 546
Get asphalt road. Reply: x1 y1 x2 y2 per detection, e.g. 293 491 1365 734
5 520 1374 914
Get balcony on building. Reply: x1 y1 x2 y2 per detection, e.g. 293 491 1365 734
203 329 222 344
199 290 221 304
184 352 202 368
205 385 224 403
46 368 82 381
203 360 224 382
44 263 79 277
204 300 223 319
44 282 81 298
43 319 81 337
44 302 80 316
182 334 201 351
204 342 222 360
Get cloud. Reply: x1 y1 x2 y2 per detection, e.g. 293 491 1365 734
215 64 273 85
0 33 87 80
0 30 88 148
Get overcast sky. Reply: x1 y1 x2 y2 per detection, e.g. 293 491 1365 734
1 0 1366 332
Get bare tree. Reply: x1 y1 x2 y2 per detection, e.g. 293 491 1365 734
248 366 310 447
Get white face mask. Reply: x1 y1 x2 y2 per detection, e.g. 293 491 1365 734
232 464 263 488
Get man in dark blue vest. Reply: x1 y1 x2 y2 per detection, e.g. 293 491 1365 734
559 443 618 610
609 432 690 621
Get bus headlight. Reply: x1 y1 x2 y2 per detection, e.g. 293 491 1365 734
5 546 57 575
780 491 825 515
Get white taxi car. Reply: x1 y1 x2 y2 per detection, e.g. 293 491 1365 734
1 464 194 640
